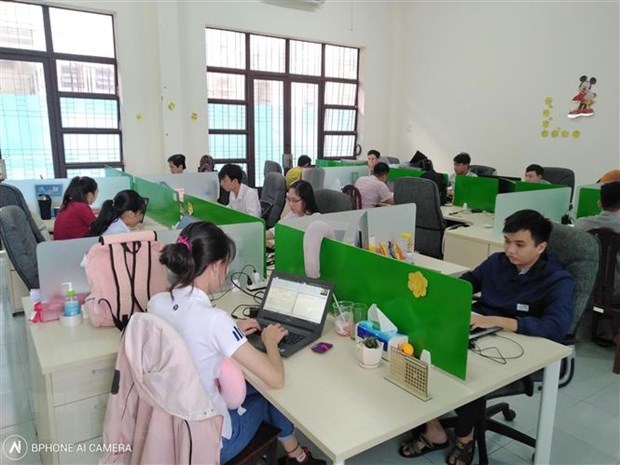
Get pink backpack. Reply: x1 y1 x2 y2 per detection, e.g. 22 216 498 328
85 231 169 330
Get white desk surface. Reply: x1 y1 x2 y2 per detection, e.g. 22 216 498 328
442 206 504 247
24 290 570 464
42 216 169 236
410 252 468 276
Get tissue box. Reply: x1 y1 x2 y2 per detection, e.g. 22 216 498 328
355 320 408 361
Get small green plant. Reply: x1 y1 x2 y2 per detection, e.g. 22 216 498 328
362 336 380 349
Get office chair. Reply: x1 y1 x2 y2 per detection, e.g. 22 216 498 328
0 206 40 289
301 167 325 189
543 167 575 197
260 173 287 229
314 188 353 214
586 228 620 370
385 156 400 164
0 183 46 243
218 169 250 205
264 160 283 176
443 224 599 465
342 184 362 210
393 177 446 259
469 165 497 176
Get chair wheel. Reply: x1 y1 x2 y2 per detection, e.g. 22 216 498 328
503 409 516 421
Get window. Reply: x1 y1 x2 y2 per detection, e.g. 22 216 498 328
0 0 121 180
206 28 359 186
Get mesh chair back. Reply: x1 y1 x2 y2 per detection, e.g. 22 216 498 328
588 228 620 311
314 188 353 213
393 177 446 259
543 167 575 196
342 184 362 210
385 156 400 164
260 173 287 229
547 223 600 335
301 167 325 189
0 184 45 243
0 206 40 289
469 165 497 176
264 160 282 176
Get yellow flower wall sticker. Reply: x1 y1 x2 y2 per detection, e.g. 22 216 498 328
407 271 428 298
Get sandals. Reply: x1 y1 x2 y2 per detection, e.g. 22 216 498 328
446 438 475 465
398 430 449 458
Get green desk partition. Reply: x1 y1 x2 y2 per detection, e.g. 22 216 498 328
316 159 365 168
576 186 602 218
104 166 130 178
183 195 265 226
133 177 181 228
274 224 472 380
454 176 498 212
387 167 423 181
514 181 565 193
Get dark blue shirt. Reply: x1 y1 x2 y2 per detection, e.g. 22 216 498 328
461 252 574 342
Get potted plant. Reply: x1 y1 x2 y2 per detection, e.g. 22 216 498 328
356 336 384 368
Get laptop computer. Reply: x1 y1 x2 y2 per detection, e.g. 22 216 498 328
469 325 502 340
246 271 335 357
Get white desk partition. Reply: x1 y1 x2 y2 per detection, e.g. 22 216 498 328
36 221 264 301
7 176 131 211
493 187 571 235
143 172 219 202
322 166 368 191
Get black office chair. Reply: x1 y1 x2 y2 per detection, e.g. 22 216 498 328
393 177 446 259
469 165 497 176
264 160 282 176
314 188 353 214
385 156 400 164
301 167 325 189
260 173 286 229
0 205 40 289
543 167 575 198
442 224 599 465
0 183 46 243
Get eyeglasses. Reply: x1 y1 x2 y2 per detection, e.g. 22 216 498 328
286 196 302 203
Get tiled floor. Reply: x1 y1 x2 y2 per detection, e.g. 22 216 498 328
1 258 618 464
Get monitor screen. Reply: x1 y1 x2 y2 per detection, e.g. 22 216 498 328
263 276 331 324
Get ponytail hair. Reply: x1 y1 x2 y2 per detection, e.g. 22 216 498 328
61 176 98 209
88 189 147 236
159 222 236 291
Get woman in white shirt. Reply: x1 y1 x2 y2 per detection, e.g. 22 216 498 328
148 222 325 465
266 180 319 240
88 189 148 236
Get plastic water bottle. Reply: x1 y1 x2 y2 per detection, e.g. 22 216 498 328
63 282 80 317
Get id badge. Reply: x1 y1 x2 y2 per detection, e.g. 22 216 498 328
516 303 529 312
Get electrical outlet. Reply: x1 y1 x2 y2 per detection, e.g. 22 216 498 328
247 281 267 291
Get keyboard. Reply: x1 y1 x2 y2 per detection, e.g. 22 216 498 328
281 332 304 345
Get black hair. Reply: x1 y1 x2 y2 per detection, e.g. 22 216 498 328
373 162 390 177
198 155 215 173
600 181 620 211
503 209 551 246
297 155 312 167
159 222 236 291
453 152 471 165
420 159 435 171
218 163 243 183
526 164 544 177
289 180 319 215
168 154 186 170
60 176 98 209
367 149 381 158
88 189 147 236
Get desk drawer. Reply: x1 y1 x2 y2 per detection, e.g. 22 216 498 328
52 358 115 406
55 394 108 444
58 437 103 465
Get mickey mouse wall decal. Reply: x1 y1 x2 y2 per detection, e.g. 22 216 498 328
568 75 597 119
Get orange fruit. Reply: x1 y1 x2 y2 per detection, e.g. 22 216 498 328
400 342 414 356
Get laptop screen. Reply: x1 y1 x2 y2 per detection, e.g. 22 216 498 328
263 275 332 324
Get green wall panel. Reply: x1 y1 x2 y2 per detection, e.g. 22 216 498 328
576 187 602 218
454 176 498 212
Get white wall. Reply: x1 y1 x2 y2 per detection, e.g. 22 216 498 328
389 2 620 187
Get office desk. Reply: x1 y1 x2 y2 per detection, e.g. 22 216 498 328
441 206 503 269
24 291 569 465
409 251 468 276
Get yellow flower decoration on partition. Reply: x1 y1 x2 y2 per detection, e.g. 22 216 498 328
407 271 428 298
186 202 194 215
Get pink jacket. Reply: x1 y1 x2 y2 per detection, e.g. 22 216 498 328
102 313 223 464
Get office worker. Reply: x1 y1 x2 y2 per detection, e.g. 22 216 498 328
575 181 620 304
524 164 550 184
53 176 99 241
398 210 573 465
266 180 319 240
598 169 620 183
218 164 261 217
420 159 448 205
355 162 394 209
168 153 186 174
448 152 477 187
148 222 326 465
285 155 312 189
88 190 147 236
366 149 381 174
198 154 215 173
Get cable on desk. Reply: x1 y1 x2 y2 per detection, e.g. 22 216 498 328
469 334 525 364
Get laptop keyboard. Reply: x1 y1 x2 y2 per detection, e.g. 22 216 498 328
281 332 304 345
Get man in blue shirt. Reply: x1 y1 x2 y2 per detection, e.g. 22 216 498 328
399 210 574 465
